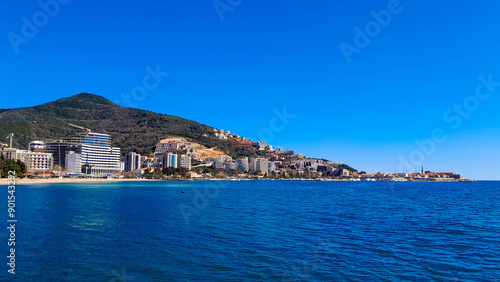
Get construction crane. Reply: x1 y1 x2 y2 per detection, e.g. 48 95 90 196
68 123 91 133
5 133 13 148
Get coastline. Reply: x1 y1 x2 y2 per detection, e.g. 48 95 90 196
0 178 158 185
0 177 477 185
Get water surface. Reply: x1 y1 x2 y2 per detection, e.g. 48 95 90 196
2 180 499 281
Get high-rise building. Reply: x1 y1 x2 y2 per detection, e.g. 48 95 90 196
160 153 178 168
44 132 121 177
125 152 141 172
256 158 269 174
249 158 269 173
236 158 249 172
179 155 191 170
65 151 81 174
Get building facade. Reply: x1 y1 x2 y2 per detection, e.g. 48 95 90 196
160 153 178 168
44 132 121 177
236 158 249 172
125 152 141 172
65 151 82 174
179 155 191 170
23 152 54 173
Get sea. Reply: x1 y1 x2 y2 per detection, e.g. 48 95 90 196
1 180 499 281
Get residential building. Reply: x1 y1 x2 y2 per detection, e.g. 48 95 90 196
0 148 27 160
236 158 249 172
179 155 191 170
125 152 141 172
23 151 53 173
255 158 269 174
160 153 177 168
65 151 81 174
213 160 224 169
257 141 267 150
225 162 238 171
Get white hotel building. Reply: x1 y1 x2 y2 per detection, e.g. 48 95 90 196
44 132 121 177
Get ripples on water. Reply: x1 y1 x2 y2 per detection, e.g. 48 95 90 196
2 181 499 281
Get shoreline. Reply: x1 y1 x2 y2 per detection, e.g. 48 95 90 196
0 177 479 185
0 178 158 185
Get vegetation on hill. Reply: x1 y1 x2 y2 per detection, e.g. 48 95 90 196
0 93 359 171
0 93 244 157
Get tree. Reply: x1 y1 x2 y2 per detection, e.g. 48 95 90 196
1 158 26 178
53 165 62 175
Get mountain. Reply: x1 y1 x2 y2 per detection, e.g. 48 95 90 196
0 93 359 173
0 93 237 156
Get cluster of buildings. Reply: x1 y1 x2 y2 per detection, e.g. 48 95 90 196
1 131 121 177
118 134 358 179
213 129 242 140
360 166 464 181
0 126 468 181
123 138 198 174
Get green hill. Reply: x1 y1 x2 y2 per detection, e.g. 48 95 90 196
0 93 359 173
0 93 235 156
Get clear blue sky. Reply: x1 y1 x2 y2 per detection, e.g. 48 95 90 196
2 0 500 179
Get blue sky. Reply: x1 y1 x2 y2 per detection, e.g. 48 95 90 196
2 0 500 179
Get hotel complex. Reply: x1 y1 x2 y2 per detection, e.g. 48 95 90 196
44 132 121 177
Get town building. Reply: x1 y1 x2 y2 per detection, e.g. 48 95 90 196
160 153 177 168
225 162 238 171
0 148 26 160
23 151 54 173
65 151 81 174
125 152 141 172
236 158 249 172
28 140 45 152
179 155 191 170
257 141 267 150
251 158 269 173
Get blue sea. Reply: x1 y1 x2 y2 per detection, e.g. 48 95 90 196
1 180 499 281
